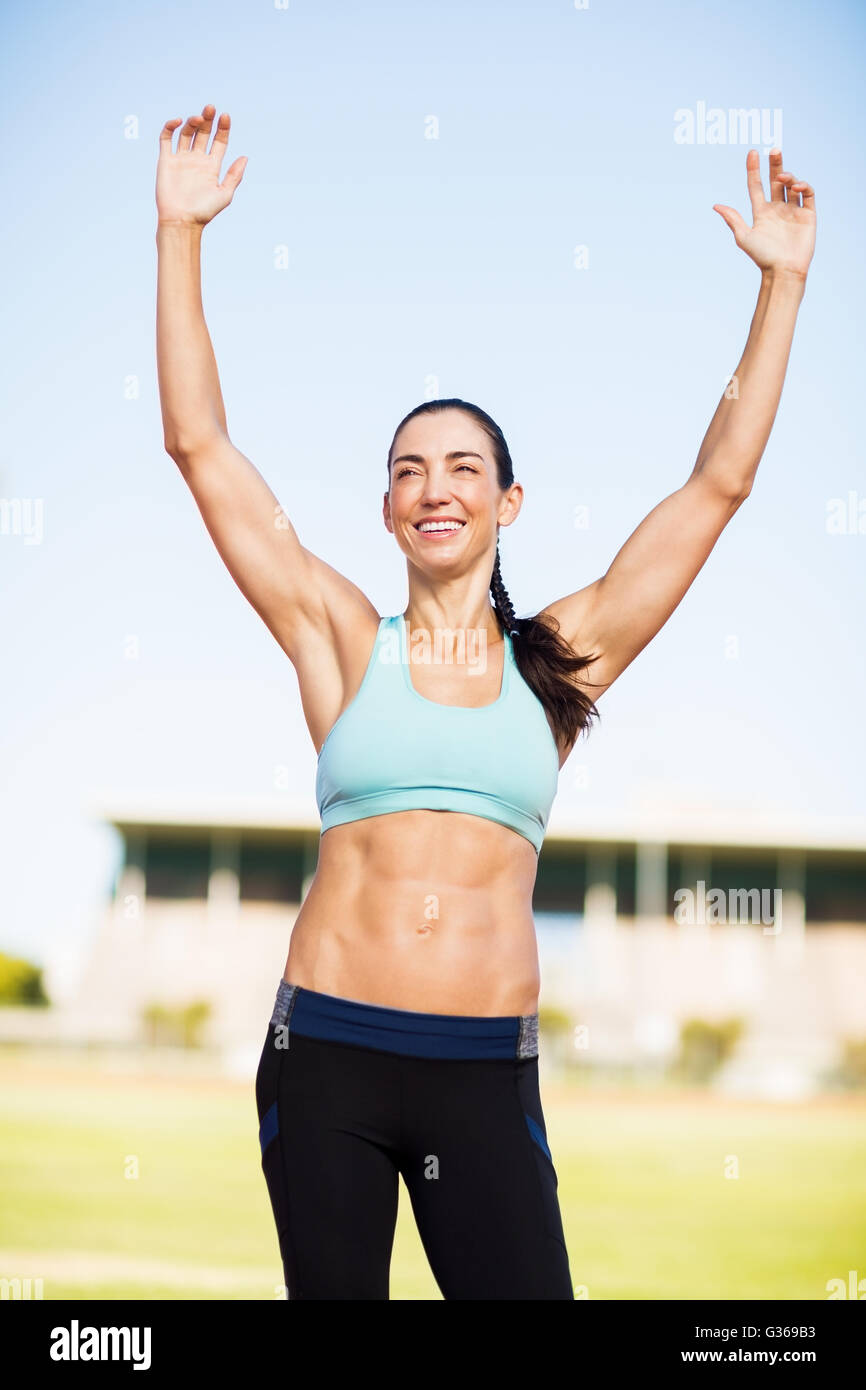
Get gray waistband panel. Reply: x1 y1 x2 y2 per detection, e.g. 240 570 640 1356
270 979 299 1029
517 1013 539 1059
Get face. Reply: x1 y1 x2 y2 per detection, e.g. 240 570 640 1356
383 409 523 574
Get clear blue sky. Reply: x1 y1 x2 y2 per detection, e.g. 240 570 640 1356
1 0 864 981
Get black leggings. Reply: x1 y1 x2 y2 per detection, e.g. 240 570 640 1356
255 980 574 1300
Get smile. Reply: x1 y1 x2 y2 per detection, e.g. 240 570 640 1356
414 520 466 536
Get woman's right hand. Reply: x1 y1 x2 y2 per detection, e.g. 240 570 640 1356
156 103 247 227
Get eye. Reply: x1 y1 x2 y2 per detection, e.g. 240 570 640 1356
394 463 477 479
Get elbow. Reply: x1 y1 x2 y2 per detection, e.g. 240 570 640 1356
161 421 186 461
695 460 754 505
164 438 205 483
727 478 752 506
163 432 217 466
719 482 752 515
164 439 195 475
162 413 224 465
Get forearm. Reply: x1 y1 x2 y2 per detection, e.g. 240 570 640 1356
693 268 807 496
156 221 228 455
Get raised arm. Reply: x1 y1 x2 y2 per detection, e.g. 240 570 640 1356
155 104 380 744
543 148 816 701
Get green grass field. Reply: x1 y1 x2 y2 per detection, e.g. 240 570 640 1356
1 1050 864 1300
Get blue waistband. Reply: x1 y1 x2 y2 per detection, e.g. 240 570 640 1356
268 979 538 1059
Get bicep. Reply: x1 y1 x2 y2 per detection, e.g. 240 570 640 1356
172 433 378 661
543 472 749 696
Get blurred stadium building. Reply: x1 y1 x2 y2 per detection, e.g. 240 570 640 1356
9 796 866 1096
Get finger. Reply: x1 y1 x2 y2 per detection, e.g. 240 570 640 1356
713 204 749 240
209 111 232 165
159 118 182 153
219 155 247 197
746 148 767 216
768 148 786 202
783 172 801 208
791 180 815 211
191 103 217 153
179 114 204 151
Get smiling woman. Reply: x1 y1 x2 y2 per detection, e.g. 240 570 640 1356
383 398 603 750
155 104 814 1300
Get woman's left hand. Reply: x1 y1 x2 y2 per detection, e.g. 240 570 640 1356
713 148 815 279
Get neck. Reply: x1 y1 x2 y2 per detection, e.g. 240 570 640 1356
402 603 503 641
402 544 511 644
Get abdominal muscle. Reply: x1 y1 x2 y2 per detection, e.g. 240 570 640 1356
282 809 541 1016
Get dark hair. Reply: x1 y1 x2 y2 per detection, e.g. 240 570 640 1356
386 397 602 753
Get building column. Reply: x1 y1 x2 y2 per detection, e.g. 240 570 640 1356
208 831 240 921
636 841 668 925
114 830 146 923
633 840 672 1032
672 846 713 938
776 849 806 963
583 845 620 1002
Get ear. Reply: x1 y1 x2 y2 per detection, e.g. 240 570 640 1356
383 491 393 534
497 481 524 528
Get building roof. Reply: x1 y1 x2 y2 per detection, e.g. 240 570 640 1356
83 792 866 853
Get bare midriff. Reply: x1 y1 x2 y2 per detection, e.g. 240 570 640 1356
283 809 541 1017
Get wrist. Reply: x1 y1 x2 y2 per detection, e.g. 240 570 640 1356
156 218 205 234
761 265 808 290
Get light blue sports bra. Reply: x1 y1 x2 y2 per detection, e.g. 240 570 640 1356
315 614 560 854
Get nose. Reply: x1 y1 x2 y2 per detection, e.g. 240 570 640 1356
419 467 453 507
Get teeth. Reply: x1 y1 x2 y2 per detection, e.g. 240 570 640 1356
418 521 464 532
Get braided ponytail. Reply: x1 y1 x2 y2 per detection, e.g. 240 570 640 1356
490 538 600 752
490 543 520 638
388 398 603 754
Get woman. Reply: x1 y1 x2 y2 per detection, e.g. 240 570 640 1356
155 104 815 1300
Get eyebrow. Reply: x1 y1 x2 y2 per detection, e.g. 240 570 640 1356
391 450 485 467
